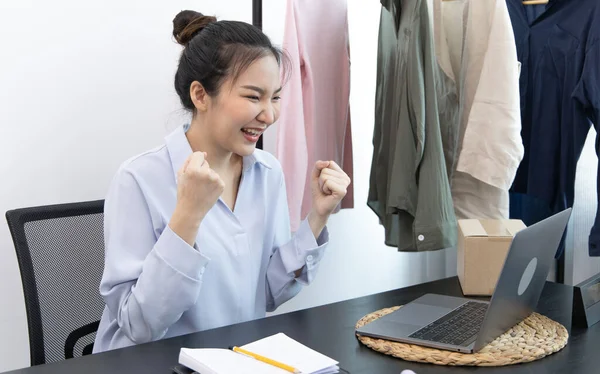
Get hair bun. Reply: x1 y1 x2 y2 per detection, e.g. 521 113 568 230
173 10 217 46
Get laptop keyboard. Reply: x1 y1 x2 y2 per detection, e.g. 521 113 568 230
408 301 488 346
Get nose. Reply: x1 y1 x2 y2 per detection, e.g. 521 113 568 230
256 102 276 125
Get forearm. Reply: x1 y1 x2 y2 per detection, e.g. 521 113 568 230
295 212 329 277
102 226 209 344
168 204 204 246
307 210 329 239
266 218 329 308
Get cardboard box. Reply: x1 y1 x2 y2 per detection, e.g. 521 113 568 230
457 219 527 296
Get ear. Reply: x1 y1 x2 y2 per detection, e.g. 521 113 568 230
190 81 210 112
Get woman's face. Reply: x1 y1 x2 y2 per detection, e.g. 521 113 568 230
203 55 282 156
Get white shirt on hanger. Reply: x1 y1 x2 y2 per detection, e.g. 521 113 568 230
433 0 524 219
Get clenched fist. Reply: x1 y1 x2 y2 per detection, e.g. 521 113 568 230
176 151 225 219
306 160 351 239
169 151 225 246
311 160 351 217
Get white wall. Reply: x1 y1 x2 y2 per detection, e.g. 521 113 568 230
0 1 453 371
0 1 251 371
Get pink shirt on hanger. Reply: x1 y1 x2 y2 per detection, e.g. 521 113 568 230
276 0 354 232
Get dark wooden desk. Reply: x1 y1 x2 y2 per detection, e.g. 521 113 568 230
5 277 597 374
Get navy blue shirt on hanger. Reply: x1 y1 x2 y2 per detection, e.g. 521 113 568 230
506 0 600 256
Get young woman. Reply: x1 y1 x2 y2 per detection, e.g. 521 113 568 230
93 10 351 352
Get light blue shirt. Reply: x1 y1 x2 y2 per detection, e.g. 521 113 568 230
93 124 328 353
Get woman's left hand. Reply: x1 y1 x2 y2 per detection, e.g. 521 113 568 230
310 160 351 219
296 160 350 272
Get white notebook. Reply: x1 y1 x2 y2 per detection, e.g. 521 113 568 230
179 333 339 374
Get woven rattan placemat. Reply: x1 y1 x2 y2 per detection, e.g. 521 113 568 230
355 306 568 366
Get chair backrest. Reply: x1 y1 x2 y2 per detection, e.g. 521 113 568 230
5 200 105 365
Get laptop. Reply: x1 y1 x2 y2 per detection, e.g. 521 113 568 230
356 208 572 353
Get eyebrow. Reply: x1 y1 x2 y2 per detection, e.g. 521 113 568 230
242 85 283 95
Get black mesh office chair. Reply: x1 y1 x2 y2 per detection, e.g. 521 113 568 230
5 200 106 365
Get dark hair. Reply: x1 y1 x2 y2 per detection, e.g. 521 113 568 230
172 10 288 111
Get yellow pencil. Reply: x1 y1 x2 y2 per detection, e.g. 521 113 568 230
229 346 301 374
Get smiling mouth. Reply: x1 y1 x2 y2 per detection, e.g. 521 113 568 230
241 128 264 136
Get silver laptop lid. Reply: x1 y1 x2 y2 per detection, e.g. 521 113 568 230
473 208 572 351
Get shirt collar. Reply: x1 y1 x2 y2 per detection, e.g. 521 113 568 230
165 124 272 182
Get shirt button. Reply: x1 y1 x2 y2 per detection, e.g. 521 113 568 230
306 255 314 262
418 235 425 242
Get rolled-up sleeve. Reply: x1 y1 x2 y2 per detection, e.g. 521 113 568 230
456 0 524 190
265 173 329 311
99 167 210 345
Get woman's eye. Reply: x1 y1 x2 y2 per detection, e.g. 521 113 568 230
246 96 260 101
273 96 281 101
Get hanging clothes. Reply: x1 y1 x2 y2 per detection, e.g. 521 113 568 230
368 1 398 246
506 0 600 256
276 0 354 232
433 0 524 220
368 0 457 252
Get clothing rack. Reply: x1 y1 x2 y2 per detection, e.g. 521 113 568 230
253 0 264 150
253 0 262 30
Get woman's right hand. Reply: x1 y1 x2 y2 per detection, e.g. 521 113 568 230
169 151 225 246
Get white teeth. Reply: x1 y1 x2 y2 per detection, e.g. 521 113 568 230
242 129 261 136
